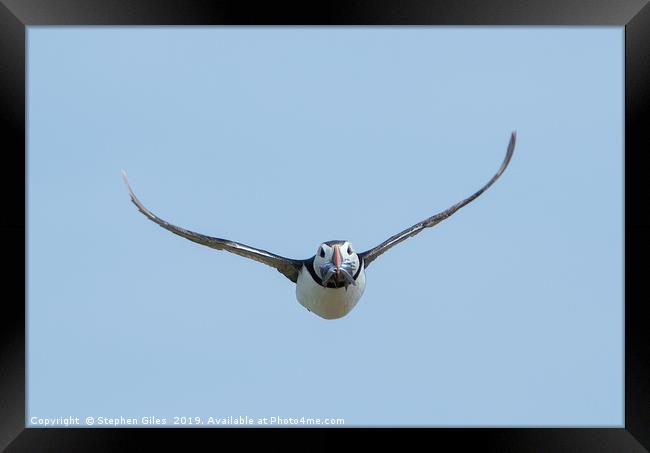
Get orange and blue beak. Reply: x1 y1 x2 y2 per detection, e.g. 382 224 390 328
332 244 342 278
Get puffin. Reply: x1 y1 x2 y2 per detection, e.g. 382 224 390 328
123 131 516 319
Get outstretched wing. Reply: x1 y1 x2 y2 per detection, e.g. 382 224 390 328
122 171 304 283
359 131 516 268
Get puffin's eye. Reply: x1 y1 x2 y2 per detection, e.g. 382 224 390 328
347 245 353 255
319 247 325 258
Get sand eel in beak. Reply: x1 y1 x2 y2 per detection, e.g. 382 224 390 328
123 131 516 320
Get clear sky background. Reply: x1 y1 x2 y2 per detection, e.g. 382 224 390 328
27 27 623 427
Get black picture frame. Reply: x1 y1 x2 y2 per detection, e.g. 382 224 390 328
2 1 647 451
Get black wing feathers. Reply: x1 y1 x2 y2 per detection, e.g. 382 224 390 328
359 131 516 267
122 171 303 283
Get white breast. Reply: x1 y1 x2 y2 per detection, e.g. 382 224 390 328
295 263 366 319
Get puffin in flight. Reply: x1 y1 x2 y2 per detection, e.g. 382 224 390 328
123 132 516 320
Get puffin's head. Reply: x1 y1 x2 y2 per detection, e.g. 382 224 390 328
313 240 360 288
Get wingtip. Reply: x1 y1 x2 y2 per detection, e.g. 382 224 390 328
508 130 517 155
497 130 516 173
121 169 135 198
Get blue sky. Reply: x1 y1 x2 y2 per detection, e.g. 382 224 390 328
27 27 623 427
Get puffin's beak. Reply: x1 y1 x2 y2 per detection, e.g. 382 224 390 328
333 245 342 277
